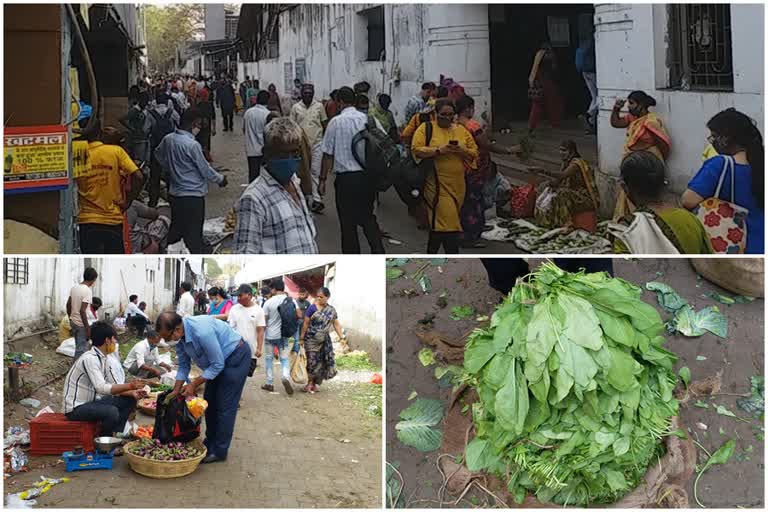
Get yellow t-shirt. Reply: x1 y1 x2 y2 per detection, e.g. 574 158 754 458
77 141 139 225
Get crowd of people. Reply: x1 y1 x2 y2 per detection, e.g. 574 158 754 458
70 58 764 256
57 265 346 465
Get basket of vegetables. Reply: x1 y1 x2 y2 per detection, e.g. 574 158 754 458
124 438 206 479
137 398 157 416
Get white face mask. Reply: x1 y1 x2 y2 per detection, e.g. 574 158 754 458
191 127 201 136
156 105 168 116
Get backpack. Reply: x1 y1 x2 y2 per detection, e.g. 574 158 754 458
278 296 300 338
351 116 401 192
149 109 175 149
393 121 435 208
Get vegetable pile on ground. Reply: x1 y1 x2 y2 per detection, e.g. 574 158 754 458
462 262 680 506
134 426 154 439
150 384 173 393
127 439 203 461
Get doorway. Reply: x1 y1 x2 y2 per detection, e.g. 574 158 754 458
488 4 595 128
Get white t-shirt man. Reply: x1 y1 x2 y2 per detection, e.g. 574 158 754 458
177 291 195 318
69 284 93 327
228 302 266 356
126 301 149 319
244 104 272 157
262 294 298 341
123 338 161 371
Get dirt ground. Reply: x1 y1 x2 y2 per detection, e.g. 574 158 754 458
4 337 382 508
385 258 765 508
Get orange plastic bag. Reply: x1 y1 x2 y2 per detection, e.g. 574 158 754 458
370 373 383 385
185 397 208 419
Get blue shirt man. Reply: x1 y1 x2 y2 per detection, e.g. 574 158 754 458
156 312 251 464
153 108 228 254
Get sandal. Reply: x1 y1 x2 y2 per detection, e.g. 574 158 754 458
302 384 312 393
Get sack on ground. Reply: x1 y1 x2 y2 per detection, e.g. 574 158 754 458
153 390 201 444
510 183 536 218
290 346 308 385
56 338 76 358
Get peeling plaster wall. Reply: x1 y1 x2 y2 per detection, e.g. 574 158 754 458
238 4 491 125
594 3 764 208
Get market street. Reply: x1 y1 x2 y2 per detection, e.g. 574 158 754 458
4 359 382 508
205 114 536 255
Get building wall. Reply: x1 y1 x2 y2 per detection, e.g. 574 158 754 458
594 3 764 209
238 3 492 125
205 4 226 41
325 258 384 365
4 258 177 338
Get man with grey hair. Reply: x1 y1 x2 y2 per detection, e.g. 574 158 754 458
234 117 318 254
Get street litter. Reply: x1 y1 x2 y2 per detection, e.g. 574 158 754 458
4 428 30 449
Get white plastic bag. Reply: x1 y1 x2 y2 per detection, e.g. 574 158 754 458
160 371 178 386
534 185 557 214
55 338 75 358
157 353 173 366
166 240 190 254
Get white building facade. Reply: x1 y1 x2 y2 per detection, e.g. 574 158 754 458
594 3 764 205
4 258 178 338
237 3 492 125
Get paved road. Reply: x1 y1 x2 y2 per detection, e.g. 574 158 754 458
4 361 382 508
203 113 522 255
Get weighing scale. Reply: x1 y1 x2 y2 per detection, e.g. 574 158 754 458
63 437 122 472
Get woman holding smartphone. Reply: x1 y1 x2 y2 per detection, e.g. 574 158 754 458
411 99 479 254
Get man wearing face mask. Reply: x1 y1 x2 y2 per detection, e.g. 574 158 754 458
63 321 149 437
234 117 318 254
155 108 228 254
320 86 385 254
155 312 252 464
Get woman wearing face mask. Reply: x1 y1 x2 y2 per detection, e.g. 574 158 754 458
208 287 234 320
233 117 318 253
612 151 712 254
610 90 672 220
411 99 479 254
455 95 521 247
537 140 600 232
682 108 764 254
299 287 343 393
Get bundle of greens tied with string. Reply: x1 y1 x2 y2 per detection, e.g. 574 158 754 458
460 262 682 506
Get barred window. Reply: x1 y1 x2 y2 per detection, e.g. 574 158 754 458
668 4 733 91
4 258 29 285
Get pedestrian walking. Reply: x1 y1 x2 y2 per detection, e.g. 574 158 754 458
243 90 274 182
320 87 384 254
290 83 328 212
155 108 228 254
217 76 236 132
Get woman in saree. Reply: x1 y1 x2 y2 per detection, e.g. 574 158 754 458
613 151 712 254
528 40 564 134
610 90 672 219
299 287 343 393
455 95 520 248
208 287 234 320
412 99 479 254
544 140 600 232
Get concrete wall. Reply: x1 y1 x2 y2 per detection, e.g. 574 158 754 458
326 258 384 365
594 3 764 209
4 258 177 338
205 4 225 41
237 3 492 126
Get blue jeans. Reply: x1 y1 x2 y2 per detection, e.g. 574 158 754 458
293 327 302 353
66 395 136 437
203 341 252 459
265 338 290 385
71 322 89 363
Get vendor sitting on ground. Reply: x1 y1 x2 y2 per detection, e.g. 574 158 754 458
613 151 712 254
156 312 251 464
63 321 148 437
123 327 172 379
126 294 150 336
548 140 600 233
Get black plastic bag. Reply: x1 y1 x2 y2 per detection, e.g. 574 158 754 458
153 390 201 443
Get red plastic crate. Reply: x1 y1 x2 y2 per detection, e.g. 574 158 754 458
29 413 99 456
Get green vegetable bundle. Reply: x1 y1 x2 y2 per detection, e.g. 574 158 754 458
462 263 680 506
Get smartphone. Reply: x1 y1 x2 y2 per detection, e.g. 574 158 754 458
449 140 458 146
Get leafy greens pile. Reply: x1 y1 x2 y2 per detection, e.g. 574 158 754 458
462 263 680 506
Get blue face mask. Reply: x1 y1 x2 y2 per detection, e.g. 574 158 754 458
267 157 301 185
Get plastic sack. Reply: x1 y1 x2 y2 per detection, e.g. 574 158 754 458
160 371 178 387
185 397 208 420
157 353 173 366
289 346 308 385
153 390 201 444
55 338 76 358
510 183 536 218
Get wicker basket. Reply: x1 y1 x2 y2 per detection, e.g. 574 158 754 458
137 398 157 417
124 438 207 479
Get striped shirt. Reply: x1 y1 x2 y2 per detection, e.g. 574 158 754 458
62 347 120 413
321 107 367 174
